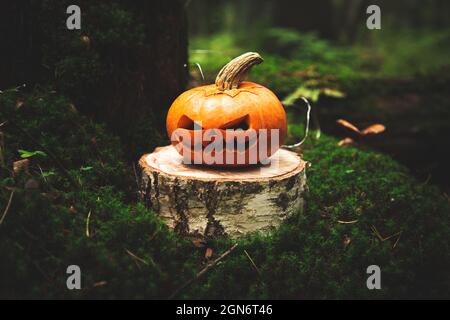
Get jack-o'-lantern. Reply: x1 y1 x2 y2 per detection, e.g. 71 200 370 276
166 52 287 166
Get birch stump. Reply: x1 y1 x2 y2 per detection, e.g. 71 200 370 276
139 145 307 239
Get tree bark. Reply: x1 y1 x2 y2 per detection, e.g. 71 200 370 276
0 0 188 145
139 145 308 239
0 1 44 89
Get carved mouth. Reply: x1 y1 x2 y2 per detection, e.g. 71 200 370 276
176 130 258 153
176 115 255 152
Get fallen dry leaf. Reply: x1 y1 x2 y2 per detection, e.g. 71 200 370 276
15 98 24 110
68 103 78 114
93 281 108 287
13 159 30 175
205 247 213 260
338 137 355 146
191 238 206 248
343 234 351 249
361 124 386 135
80 35 91 48
336 119 361 135
69 205 77 214
337 118 386 146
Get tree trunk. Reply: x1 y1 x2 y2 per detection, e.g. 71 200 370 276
0 1 44 89
0 0 188 154
139 146 308 239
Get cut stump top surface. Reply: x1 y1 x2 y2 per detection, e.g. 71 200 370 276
139 145 306 182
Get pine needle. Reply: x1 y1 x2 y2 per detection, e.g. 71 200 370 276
86 210 92 237
0 190 15 225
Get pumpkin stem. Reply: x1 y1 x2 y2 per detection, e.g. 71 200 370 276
215 52 263 91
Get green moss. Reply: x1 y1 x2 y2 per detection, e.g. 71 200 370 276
188 136 449 299
189 29 366 98
0 90 448 299
0 90 196 299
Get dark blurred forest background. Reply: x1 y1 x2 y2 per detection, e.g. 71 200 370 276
0 0 449 299
187 0 450 190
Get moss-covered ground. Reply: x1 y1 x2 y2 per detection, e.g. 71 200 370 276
1 5 449 298
1 88 448 299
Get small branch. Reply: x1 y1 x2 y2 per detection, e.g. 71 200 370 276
0 131 4 166
383 231 402 242
371 225 383 241
392 231 402 249
126 248 162 274
37 165 48 184
371 225 402 242
337 219 358 224
126 249 149 266
168 243 238 300
86 210 92 238
244 249 262 278
0 190 15 225
195 63 205 82
443 192 449 202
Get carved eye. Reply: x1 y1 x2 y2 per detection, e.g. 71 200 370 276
178 115 250 131
177 115 202 130
220 114 250 130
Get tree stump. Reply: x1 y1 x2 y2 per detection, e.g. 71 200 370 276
138 145 307 239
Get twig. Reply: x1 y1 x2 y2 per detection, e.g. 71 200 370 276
392 231 403 249
86 210 92 237
37 165 48 184
421 174 432 186
126 249 149 266
0 131 4 166
383 231 402 241
244 249 262 277
282 97 311 149
195 63 205 82
371 225 383 241
371 225 402 242
168 243 238 299
126 248 162 274
337 219 358 224
0 190 15 225
93 281 108 288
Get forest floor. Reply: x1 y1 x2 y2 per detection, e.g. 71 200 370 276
0 29 449 299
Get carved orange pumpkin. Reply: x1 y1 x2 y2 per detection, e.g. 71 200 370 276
166 52 287 166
